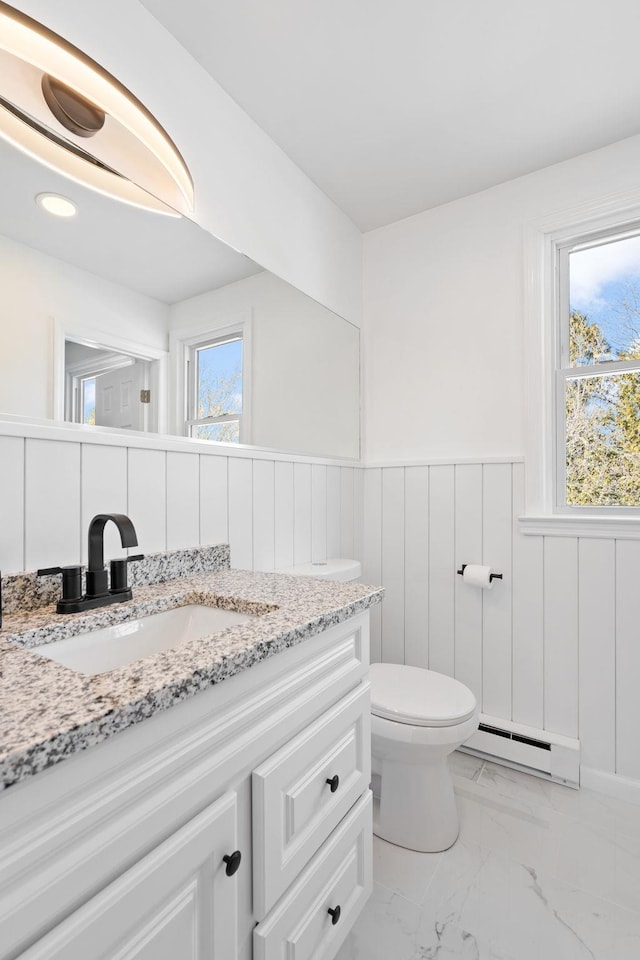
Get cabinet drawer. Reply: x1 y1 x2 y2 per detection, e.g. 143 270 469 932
254 791 372 960
253 683 370 918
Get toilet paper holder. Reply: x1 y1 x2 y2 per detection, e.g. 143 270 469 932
456 564 503 583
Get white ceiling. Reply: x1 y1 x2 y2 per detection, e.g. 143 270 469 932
142 0 640 231
1 138 260 303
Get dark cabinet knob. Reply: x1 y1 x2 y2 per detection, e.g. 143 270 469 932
326 775 340 794
223 850 242 877
327 905 341 925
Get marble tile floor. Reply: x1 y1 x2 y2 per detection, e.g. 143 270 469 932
336 752 640 959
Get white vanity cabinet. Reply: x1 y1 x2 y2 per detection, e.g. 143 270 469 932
0 611 371 960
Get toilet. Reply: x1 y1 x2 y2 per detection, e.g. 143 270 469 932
370 662 478 852
280 558 479 853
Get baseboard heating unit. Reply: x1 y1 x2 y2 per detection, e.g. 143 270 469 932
459 714 580 788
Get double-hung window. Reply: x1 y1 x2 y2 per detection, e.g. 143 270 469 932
186 332 244 442
556 227 640 512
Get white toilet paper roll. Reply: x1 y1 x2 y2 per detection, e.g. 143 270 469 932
462 564 494 589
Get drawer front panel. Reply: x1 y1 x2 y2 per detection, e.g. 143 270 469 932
253 683 370 918
254 791 372 960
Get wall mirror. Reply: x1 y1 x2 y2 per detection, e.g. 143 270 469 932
0 135 360 459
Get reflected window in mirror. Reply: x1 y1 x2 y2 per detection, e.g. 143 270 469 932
186 330 247 443
64 339 159 432
81 376 96 425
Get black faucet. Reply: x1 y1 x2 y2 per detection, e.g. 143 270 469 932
86 514 138 599
38 513 144 614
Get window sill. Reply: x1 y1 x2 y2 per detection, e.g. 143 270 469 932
519 515 640 539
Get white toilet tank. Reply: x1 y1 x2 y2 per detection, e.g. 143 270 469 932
278 559 361 582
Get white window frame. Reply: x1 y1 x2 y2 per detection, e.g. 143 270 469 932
169 311 252 445
522 190 640 538
186 332 244 442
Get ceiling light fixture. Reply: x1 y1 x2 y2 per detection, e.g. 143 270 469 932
0 1 194 217
36 192 77 218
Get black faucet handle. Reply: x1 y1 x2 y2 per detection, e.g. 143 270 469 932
37 565 83 602
109 554 144 595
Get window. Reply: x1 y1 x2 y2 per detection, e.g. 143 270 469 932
80 376 96 425
556 228 640 511
186 333 244 442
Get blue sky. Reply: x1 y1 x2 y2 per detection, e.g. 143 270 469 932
570 234 640 358
197 338 243 413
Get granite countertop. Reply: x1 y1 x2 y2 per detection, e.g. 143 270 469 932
0 567 383 791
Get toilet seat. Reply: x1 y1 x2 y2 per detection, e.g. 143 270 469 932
370 663 477 728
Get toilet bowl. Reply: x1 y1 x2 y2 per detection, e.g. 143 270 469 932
279 559 478 853
370 663 478 852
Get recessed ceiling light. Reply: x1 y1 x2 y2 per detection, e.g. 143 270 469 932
36 192 77 217
0 1 193 217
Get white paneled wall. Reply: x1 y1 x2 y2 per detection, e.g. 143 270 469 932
0 434 362 584
24 440 81 570
7 429 639 787
0 436 24 575
361 459 640 783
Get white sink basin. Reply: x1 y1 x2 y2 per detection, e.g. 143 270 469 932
31 604 256 676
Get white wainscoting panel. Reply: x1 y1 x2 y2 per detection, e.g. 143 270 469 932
253 459 275 572
428 465 455 677
340 466 355 561
326 465 342 559
0 436 25 574
25 440 81 569
293 463 312 566
362 468 382 662
615 539 640 781
353 469 364 574
578 538 616 773
481 463 512 719
127 448 167 555
362 458 640 788
543 536 579 739
274 461 294 571
81 445 128 563
381 467 405 664
311 464 327 563
511 462 544 729
453 464 482 703
199 455 228 547
404 466 429 669
228 457 253 570
2 425 359 584
166 452 200 551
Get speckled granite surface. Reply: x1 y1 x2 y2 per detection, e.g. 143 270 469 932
0 568 382 790
2 544 230 615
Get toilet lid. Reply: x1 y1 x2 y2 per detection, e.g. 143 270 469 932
369 663 477 727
